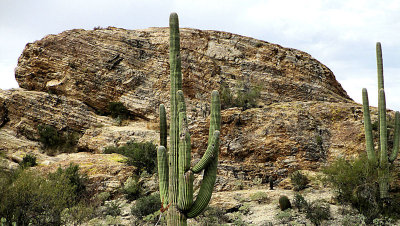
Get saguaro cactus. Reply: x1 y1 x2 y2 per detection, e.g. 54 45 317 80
362 42 400 200
157 13 221 225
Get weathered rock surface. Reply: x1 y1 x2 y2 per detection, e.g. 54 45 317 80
0 88 112 140
36 152 135 193
2 27 373 192
77 121 159 153
15 27 351 117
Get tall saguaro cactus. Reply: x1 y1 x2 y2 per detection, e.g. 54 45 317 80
362 42 400 200
157 13 221 225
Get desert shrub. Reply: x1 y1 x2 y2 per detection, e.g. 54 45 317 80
293 193 308 211
104 201 121 217
290 171 309 191
372 216 396 225
315 135 323 146
220 82 235 109
61 202 96 225
227 212 247 226
19 154 37 168
275 209 294 224
305 200 331 226
131 193 161 219
219 81 261 110
38 124 80 154
195 206 229 225
279 195 292 211
38 124 62 148
108 102 131 120
250 191 269 204
239 203 251 215
341 213 366 226
322 154 383 222
96 191 111 204
235 81 261 111
322 154 377 202
0 168 77 225
123 176 142 201
142 210 165 224
48 163 88 201
104 141 157 174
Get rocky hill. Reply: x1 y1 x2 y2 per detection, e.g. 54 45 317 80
1 26 373 194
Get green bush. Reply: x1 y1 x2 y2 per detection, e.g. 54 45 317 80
104 141 157 174
322 154 377 202
219 81 261 110
195 206 229 225
293 193 308 211
123 176 142 201
37 124 80 155
220 82 235 109
249 191 269 204
322 154 381 222
48 163 88 201
275 209 294 224
96 192 111 204
372 216 396 225
104 201 121 217
0 168 77 225
19 154 37 168
305 200 331 226
131 193 161 219
142 210 165 224
290 171 309 191
38 124 62 148
61 202 95 225
239 203 251 215
341 213 366 226
108 102 131 120
236 82 261 111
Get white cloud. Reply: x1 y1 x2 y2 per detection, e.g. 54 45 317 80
0 63 19 90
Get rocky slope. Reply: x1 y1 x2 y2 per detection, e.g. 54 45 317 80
1 26 373 192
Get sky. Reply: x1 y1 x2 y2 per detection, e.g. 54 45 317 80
1 0 399 110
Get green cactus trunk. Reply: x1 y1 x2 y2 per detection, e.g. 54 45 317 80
362 42 400 200
157 13 221 226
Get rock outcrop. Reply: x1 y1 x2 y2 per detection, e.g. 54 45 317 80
15 27 351 117
2 27 370 190
0 89 113 140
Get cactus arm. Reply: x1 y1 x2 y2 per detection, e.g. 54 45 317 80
378 88 389 199
192 131 220 173
362 88 376 162
208 91 221 143
377 42 384 91
186 133 220 218
186 91 221 217
158 104 169 207
379 89 388 161
389 111 400 162
160 104 167 148
177 91 193 211
192 90 221 173
157 146 169 207
376 42 384 153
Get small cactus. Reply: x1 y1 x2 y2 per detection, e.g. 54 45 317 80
279 195 292 211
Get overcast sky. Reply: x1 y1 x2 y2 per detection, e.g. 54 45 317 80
1 0 399 110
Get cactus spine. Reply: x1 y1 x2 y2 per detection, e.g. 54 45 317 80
362 42 400 200
157 12 221 225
